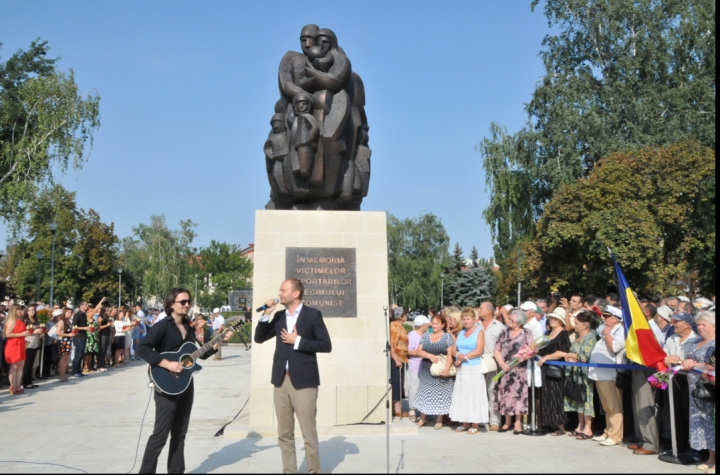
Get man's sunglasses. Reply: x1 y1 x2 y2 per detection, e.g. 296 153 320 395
174 299 191 306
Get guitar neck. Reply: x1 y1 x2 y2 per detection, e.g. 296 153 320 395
190 321 242 360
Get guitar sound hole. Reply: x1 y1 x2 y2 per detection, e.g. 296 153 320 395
180 356 194 368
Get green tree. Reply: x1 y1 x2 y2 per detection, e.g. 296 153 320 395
0 40 100 228
447 265 497 308
469 246 480 268
196 240 253 309
522 142 715 299
387 213 450 310
479 0 715 262
121 215 197 305
3 185 123 304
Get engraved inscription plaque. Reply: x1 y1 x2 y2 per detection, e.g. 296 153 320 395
285 247 357 317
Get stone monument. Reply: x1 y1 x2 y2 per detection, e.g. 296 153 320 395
264 24 371 211
226 27 404 438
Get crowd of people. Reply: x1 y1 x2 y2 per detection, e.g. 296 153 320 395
389 294 716 473
0 300 238 393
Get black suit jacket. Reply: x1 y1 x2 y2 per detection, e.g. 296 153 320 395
254 305 332 389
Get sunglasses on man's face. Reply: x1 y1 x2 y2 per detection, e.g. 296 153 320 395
174 299 191 306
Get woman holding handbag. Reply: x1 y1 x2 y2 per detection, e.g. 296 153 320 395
449 307 488 434
55 308 74 382
537 309 571 435
563 310 599 440
413 314 455 429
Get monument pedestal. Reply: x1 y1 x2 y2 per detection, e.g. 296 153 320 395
237 210 396 435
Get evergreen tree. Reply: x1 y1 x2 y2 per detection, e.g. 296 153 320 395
448 265 496 308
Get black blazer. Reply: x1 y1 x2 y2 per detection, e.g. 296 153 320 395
254 305 332 389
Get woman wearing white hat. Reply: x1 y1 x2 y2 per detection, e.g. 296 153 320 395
406 315 429 422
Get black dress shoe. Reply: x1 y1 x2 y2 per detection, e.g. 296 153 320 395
513 430 522 435
497 426 510 433
38 377 48 380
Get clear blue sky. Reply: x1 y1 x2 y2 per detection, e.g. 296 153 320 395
1 1 550 259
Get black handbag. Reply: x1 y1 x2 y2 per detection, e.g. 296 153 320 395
691 378 715 402
563 367 586 402
615 371 632 390
545 364 563 380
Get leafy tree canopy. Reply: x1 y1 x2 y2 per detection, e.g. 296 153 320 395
194 240 253 309
518 142 714 299
2 185 123 304
0 40 100 228
387 212 450 311
478 0 715 262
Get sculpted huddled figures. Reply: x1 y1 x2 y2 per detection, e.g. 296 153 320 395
266 25 371 210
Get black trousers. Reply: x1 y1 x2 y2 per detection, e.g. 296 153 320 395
22 347 38 386
71 337 86 374
390 363 405 401
97 333 111 369
140 382 194 474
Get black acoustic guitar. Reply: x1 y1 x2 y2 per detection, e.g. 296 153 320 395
148 318 245 395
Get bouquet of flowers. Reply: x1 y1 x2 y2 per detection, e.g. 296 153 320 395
493 335 551 382
648 367 677 390
36 308 50 324
71 325 78 335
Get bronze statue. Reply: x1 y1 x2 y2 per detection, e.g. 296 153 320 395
265 25 371 210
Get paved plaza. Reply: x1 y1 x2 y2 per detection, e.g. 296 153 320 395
0 345 702 473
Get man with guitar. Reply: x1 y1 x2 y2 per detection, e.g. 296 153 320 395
137 287 231 474
254 278 332 474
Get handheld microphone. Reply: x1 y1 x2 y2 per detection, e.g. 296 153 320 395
256 298 280 313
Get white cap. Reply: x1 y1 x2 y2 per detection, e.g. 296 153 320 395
413 315 429 327
136 310 146 318
604 305 623 320
656 305 673 322
677 296 691 303
213 308 220 314
52 309 63 317
694 298 713 310
503 304 514 310
520 301 537 312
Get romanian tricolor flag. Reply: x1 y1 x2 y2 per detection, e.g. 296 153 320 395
612 254 667 370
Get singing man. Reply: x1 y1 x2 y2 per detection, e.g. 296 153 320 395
137 287 230 474
254 278 332 474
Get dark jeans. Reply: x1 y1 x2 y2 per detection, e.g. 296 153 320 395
390 363 405 401
140 382 194 474
97 333 111 369
659 374 690 454
71 337 86 374
40 344 54 377
22 347 38 386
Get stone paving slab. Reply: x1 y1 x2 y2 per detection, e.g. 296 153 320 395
0 346 701 473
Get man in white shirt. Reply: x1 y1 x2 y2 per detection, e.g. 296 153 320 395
535 299 548 333
210 308 225 360
589 306 626 446
477 301 505 431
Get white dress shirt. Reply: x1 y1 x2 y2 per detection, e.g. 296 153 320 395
260 303 303 369
524 317 544 387
588 324 626 381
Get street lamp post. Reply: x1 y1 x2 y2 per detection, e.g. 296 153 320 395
49 222 58 308
36 252 44 302
194 274 198 309
440 272 444 308
118 268 123 306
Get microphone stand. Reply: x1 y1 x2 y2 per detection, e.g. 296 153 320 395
383 306 390 475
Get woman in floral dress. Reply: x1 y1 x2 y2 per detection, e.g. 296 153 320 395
682 311 715 472
563 311 599 440
493 309 533 433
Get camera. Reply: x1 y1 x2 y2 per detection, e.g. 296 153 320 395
552 292 562 300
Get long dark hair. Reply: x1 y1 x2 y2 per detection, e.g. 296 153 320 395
575 310 600 330
164 287 192 316
59 308 72 332
22 304 37 324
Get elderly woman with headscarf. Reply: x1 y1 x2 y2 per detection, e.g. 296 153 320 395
493 309 534 434
389 306 409 418
407 315 429 422
681 311 715 472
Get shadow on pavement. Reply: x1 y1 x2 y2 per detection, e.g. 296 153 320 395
299 436 359 474
188 432 274 473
